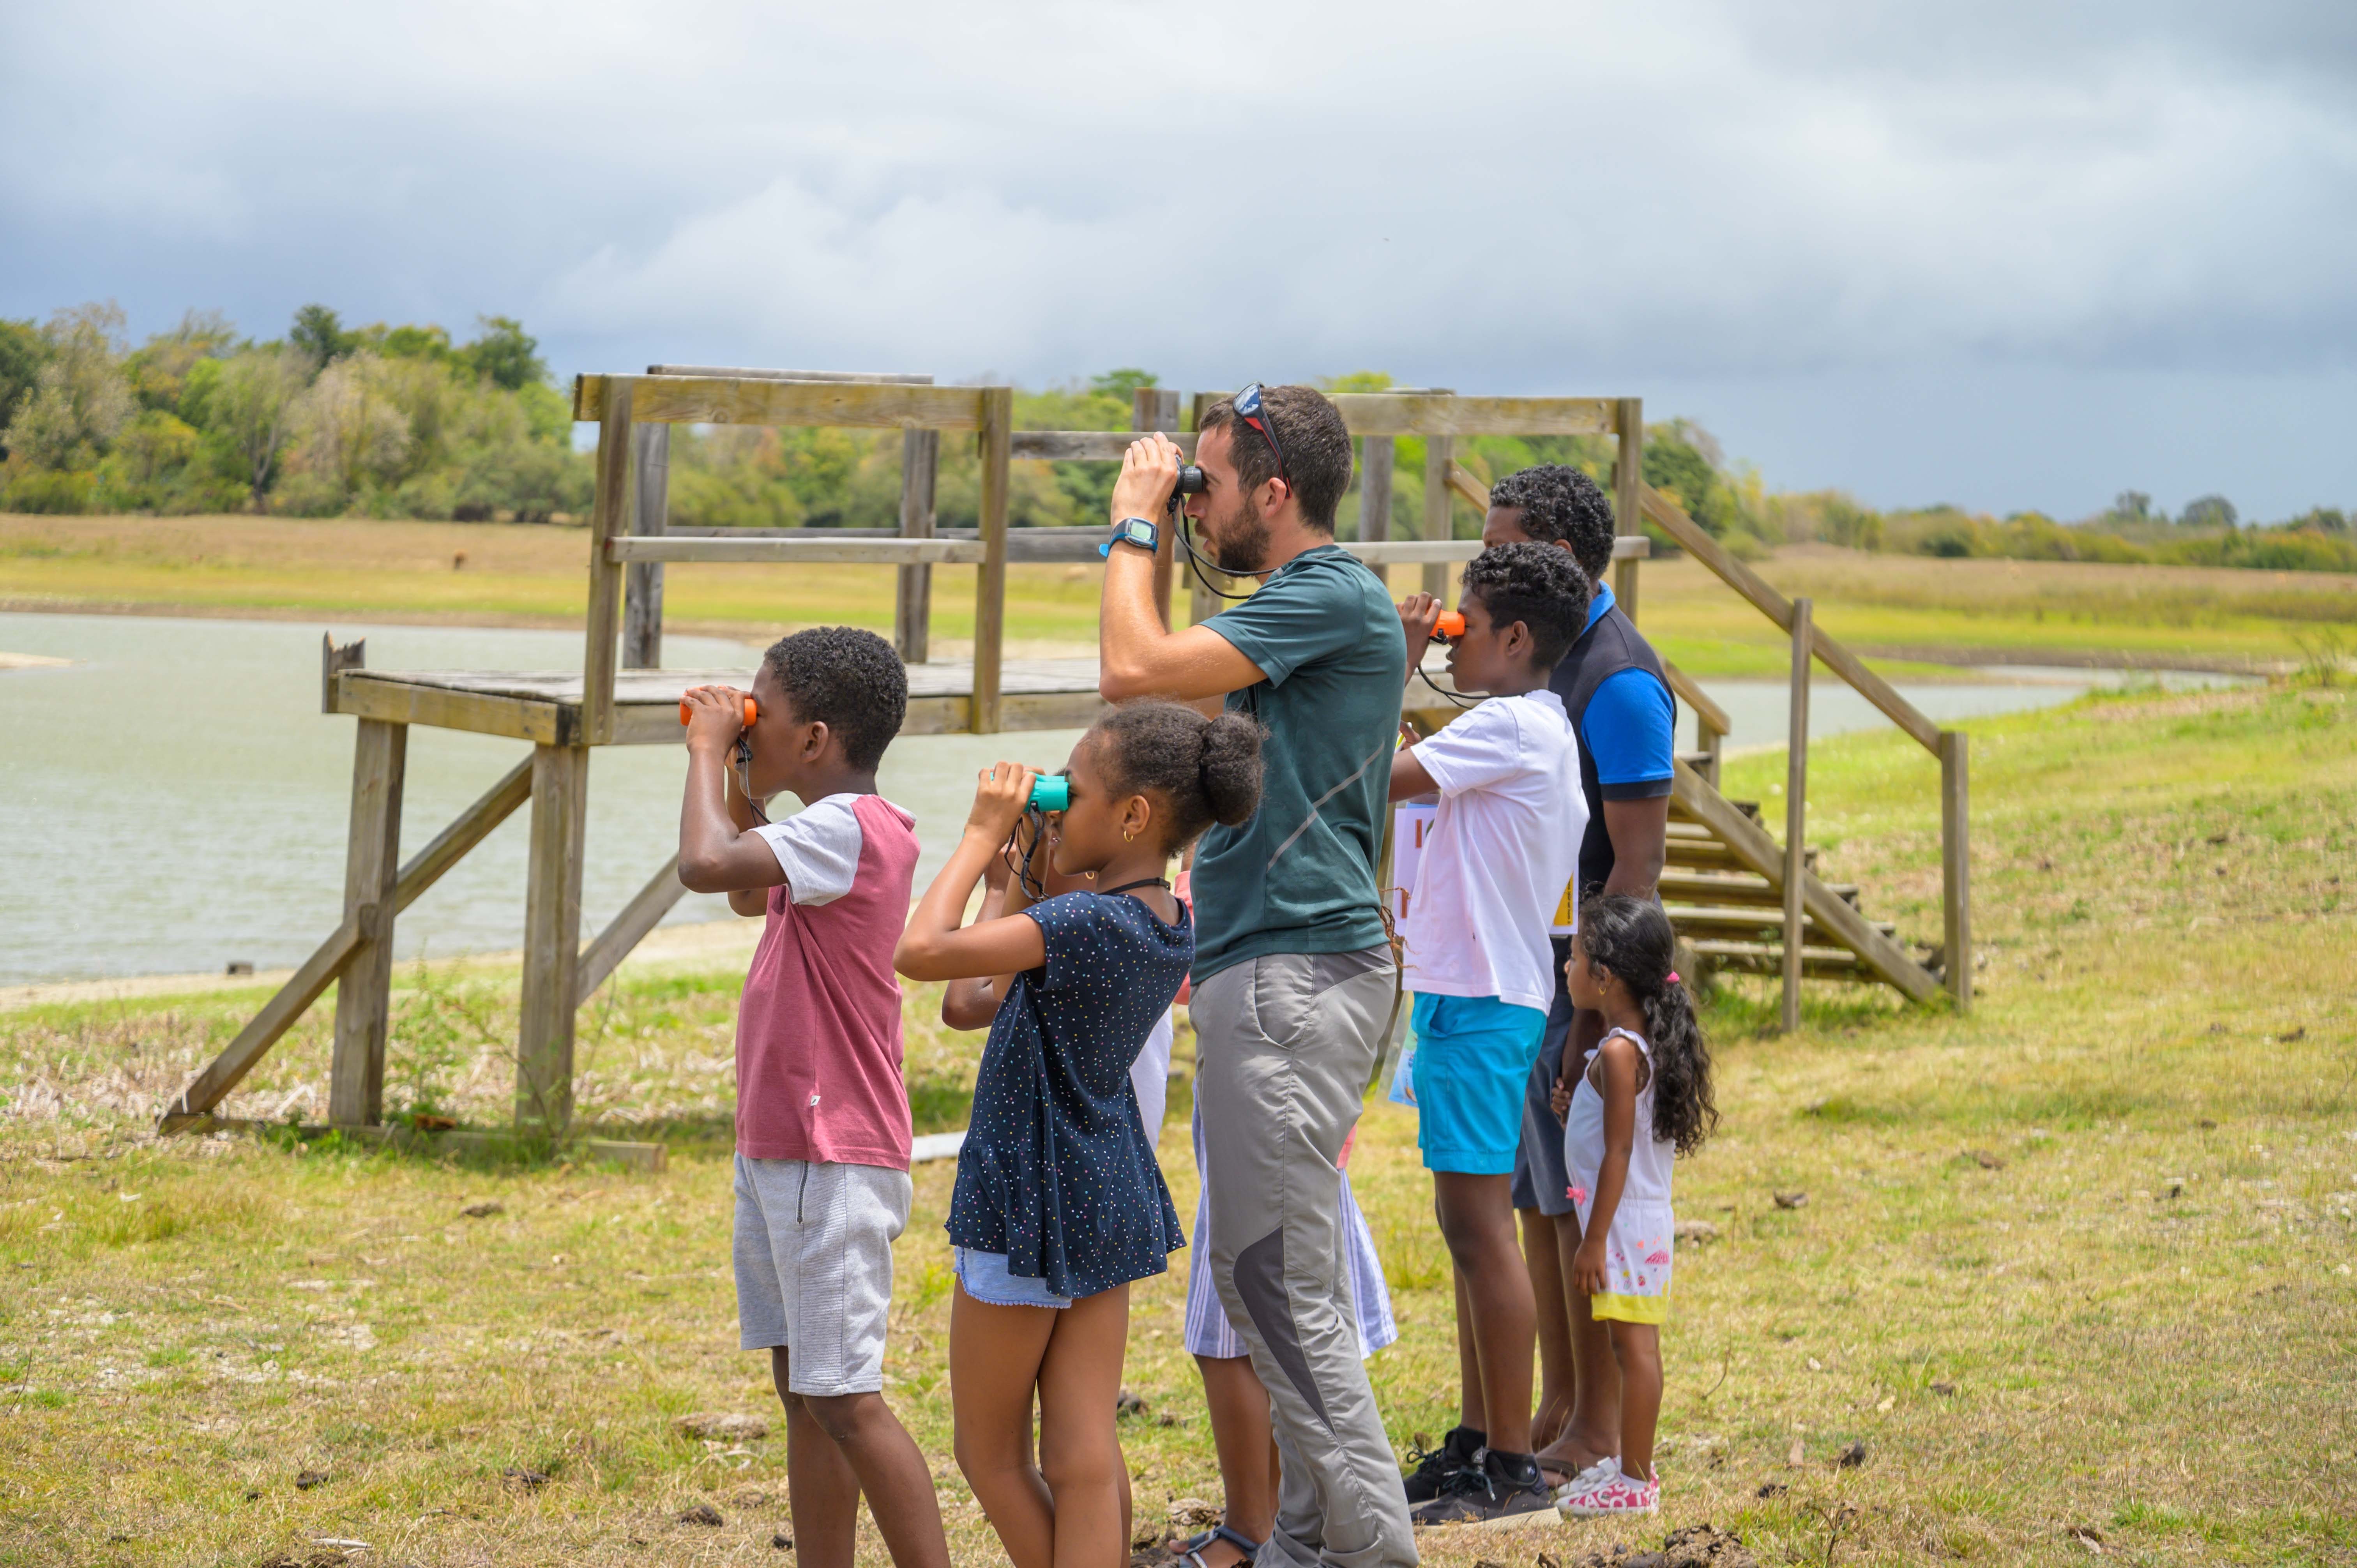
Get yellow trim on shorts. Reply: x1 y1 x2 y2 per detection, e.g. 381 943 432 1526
1591 1291 1670 1324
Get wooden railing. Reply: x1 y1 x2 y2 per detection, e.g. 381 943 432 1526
1639 485 1970 1010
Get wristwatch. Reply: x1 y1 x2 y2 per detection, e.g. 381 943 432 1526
1099 516 1160 558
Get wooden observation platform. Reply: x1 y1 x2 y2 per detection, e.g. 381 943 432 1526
160 369 1970 1144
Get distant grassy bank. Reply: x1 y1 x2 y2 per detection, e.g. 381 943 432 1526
5 514 2350 677
3 680 2352 1567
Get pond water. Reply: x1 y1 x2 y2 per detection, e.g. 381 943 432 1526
0 612 2239 986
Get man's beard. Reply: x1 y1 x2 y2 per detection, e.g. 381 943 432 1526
1205 498 1272 575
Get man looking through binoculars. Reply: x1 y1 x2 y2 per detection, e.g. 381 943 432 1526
1098 386 1416 1568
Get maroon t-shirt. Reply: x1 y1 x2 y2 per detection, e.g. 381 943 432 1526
734 794 919 1169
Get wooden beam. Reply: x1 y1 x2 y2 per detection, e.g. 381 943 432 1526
896 427 940 664
1325 392 1616 438
624 421 668 669
1422 432 1455 601
156 915 369 1133
1940 730 1972 1012
583 381 631 746
1336 539 1480 565
576 858 688 1007
1781 599 1813 1034
1670 759 1940 1004
328 720 406 1127
320 634 366 712
606 535 986 565
972 386 1013 733
1359 435 1394 546
1445 460 1491 514
1613 396 1644 621
1639 486 1944 755
516 744 589 1134
644 365 934 385
1011 429 1199 461
1136 388 1180 632
1660 659 1731 739
332 674 569 745
574 374 986 431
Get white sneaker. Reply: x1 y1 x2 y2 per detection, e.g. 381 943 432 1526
1552 1455 1620 1510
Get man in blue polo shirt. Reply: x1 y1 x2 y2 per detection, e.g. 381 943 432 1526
1395 464 1675 1504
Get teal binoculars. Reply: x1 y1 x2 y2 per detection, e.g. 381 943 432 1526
1030 775 1069 811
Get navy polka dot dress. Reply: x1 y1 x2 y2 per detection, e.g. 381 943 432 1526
946 890 1191 1299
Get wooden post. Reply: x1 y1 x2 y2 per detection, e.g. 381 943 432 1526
623 420 668 669
516 743 589 1135
972 386 1013 733
1187 390 1221 630
895 428 940 663
1940 729 1972 1011
1360 435 1394 545
584 379 633 745
1421 431 1455 602
1135 387 1180 629
1700 716 1725 790
1781 597 1812 1034
327 719 406 1127
1613 396 1644 620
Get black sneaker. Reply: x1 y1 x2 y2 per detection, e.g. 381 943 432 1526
1401 1425 1485 1505
1410 1450 1557 1531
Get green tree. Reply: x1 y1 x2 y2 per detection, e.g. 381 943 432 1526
2178 494 2237 530
463 316 546 392
3 302 135 471
213 346 315 509
1088 368 1159 400
289 304 355 372
0 318 49 456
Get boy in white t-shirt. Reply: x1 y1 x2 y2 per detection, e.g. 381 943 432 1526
1387 542 1592 1528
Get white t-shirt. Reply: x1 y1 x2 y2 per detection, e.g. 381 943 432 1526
1399 690 1588 1013
752 794 869 905
1130 1011 1175 1148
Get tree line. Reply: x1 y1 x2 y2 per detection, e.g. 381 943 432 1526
4 301 2349 574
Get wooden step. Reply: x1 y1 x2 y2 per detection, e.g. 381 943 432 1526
1667 906 1897 941
1671 796 1762 825
1667 840 1818 873
1657 869 1862 908
1688 939 1865 979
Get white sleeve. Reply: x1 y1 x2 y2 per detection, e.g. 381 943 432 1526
751 797 864 906
1413 699 1527 796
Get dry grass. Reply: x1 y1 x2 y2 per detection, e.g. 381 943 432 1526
3 683 2355 1567
6 514 2349 676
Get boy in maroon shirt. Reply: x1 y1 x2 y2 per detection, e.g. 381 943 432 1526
679 627 946 1568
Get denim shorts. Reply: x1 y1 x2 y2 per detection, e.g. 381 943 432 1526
953 1246 1074 1310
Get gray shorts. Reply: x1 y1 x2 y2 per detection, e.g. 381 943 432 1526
1511 936 1580 1217
733 1154 912 1395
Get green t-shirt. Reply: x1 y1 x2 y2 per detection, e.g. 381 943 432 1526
1192 544 1405 983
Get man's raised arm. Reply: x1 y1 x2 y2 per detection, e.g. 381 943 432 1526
1098 433 1266 703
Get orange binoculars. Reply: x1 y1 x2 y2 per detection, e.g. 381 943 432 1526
679 694 759 728
1431 611 1465 638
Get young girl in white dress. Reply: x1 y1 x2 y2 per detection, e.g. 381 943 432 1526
1550 895 1718 1518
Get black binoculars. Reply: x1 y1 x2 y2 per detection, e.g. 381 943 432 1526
1166 466 1206 511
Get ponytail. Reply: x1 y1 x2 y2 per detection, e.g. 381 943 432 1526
1094 701 1267 851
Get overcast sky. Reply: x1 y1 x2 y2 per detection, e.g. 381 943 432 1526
5 1 2353 519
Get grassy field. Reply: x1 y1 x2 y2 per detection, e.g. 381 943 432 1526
5 513 2351 676
4 678 2352 1566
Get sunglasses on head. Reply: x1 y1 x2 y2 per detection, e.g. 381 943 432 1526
1232 382 1288 491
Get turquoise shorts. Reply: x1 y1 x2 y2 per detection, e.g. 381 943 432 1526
1410 993 1549 1175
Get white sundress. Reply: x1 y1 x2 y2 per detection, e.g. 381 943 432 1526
1560 1026 1677 1323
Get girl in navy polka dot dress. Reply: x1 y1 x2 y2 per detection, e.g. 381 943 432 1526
896 701 1264 1568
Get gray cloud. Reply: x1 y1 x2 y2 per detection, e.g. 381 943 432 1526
4 0 2353 515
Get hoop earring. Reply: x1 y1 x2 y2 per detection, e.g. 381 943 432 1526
1123 827 1134 842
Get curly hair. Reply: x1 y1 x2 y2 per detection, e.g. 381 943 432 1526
1458 542 1592 669
1489 464 1618 582
760 626 908 771
1198 385 1355 532
1092 700 1265 851
1576 895 1717 1157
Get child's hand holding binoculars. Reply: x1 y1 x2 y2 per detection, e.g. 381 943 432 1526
679 685 754 752
965 761 1039 842
1398 592 1445 676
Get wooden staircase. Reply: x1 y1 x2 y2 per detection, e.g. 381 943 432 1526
1657 763 1943 1002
